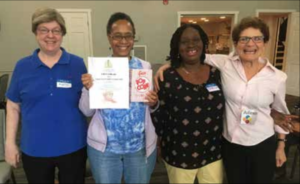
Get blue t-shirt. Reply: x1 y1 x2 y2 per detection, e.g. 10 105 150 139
6 48 87 157
101 57 146 154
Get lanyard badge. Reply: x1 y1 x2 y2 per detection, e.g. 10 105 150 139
205 83 220 92
241 109 258 125
57 79 72 88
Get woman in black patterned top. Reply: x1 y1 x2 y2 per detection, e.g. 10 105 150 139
152 24 225 183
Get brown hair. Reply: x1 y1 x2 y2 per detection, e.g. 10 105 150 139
32 7 66 36
232 16 269 44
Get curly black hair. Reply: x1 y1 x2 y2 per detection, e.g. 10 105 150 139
167 24 208 68
106 12 136 36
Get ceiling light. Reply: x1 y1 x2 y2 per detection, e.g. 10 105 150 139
188 20 193 23
201 18 206 20
220 16 226 19
192 21 197 24
204 19 209 22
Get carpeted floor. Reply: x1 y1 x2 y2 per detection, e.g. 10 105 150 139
9 95 300 183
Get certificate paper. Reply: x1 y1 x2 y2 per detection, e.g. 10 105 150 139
88 57 129 109
131 69 152 102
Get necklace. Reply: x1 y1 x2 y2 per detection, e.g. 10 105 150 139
181 65 201 75
181 67 190 74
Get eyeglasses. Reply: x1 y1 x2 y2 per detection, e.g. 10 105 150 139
37 28 62 35
180 38 202 46
238 36 264 44
110 34 135 41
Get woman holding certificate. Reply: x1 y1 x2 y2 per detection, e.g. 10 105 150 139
79 12 158 183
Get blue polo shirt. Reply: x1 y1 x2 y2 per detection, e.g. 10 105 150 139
6 48 87 157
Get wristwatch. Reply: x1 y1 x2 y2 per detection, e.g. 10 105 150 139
277 138 287 142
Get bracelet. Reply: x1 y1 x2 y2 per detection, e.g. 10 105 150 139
277 138 287 142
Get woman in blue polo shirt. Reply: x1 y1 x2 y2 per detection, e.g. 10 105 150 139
5 8 87 183
79 12 158 183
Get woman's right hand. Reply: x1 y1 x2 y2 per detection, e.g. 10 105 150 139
82 74 93 90
287 114 300 134
154 63 171 91
271 109 293 132
5 142 20 168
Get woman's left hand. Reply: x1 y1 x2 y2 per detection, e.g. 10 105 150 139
144 90 158 107
276 142 287 167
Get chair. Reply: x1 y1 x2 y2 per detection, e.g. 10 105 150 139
0 109 16 184
0 74 9 109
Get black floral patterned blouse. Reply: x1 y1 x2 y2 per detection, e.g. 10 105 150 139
152 66 225 169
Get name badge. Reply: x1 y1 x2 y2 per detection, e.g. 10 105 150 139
241 109 258 125
206 83 220 92
57 79 72 88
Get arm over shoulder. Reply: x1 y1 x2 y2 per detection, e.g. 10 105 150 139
205 53 230 70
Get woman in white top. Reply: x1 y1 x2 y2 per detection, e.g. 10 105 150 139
155 17 289 183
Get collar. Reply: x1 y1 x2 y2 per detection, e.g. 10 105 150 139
108 55 136 65
31 47 70 69
229 51 276 73
109 55 133 60
129 56 136 63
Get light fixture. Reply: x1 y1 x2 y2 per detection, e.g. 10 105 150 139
192 21 197 24
204 19 209 22
220 16 226 19
188 20 193 23
201 18 206 20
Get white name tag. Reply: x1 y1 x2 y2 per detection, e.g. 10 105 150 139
241 109 258 125
206 83 220 92
57 80 72 88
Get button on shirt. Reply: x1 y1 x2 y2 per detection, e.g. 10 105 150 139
205 53 289 146
6 48 87 157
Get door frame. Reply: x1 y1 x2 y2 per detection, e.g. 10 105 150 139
56 9 94 57
177 11 239 27
256 9 296 71
256 9 296 17
285 12 299 96
177 11 239 52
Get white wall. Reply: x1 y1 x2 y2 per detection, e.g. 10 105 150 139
0 1 299 75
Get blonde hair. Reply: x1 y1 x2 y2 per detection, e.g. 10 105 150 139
32 7 66 35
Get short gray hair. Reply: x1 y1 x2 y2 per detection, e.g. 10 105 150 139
32 7 66 36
